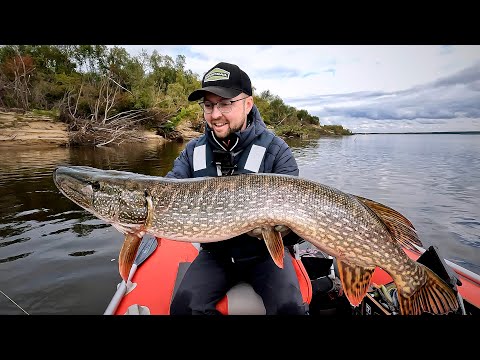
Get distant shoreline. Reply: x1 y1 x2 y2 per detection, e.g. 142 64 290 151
353 131 480 135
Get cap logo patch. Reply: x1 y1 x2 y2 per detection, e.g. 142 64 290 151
204 68 230 82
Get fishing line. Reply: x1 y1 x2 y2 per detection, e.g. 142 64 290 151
0 289 29 315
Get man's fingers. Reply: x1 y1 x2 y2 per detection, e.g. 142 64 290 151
247 227 263 239
274 225 289 233
247 225 291 240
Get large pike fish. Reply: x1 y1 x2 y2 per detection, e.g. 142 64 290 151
53 165 459 315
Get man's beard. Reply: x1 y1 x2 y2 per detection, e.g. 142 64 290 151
214 122 244 139
211 112 247 139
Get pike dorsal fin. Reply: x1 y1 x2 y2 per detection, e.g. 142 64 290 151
262 227 285 268
353 195 423 254
337 260 375 306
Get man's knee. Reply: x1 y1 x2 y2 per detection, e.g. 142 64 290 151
262 282 306 315
169 290 192 315
276 301 308 315
170 288 223 315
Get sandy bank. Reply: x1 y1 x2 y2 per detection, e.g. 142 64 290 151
0 110 178 147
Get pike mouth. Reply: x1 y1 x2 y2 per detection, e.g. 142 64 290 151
54 168 95 209
53 166 151 236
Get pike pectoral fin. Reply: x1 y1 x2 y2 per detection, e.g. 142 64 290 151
337 260 375 306
261 227 284 269
118 233 143 282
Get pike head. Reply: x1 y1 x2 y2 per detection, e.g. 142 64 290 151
53 166 155 281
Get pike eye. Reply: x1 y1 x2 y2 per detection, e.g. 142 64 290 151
91 182 101 191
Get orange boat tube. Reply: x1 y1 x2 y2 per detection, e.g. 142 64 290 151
109 238 480 315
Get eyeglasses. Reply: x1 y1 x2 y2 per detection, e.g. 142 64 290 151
198 97 249 114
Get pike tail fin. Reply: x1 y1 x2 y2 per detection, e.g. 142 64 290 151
397 264 459 315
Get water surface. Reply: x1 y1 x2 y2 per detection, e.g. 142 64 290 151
0 134 478 314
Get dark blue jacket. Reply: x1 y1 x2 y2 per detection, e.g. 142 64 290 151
165 105 299 179
165 105 300 258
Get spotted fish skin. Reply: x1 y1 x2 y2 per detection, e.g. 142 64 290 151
53 165 459 315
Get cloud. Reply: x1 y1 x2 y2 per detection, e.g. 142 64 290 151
119 45 480 133
286 62 480 132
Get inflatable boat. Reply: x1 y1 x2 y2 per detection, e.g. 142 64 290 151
104 236 480 315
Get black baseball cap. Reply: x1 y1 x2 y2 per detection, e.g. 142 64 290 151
188 62 252 101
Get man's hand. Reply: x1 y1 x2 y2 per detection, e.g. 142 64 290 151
246 225 291 239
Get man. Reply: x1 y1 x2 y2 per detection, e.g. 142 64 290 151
167 62 306 315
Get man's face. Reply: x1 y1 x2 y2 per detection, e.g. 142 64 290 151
203 92 253 139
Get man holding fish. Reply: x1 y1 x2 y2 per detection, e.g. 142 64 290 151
165 62 308 315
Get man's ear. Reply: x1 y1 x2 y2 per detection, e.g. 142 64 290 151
246 96 254 113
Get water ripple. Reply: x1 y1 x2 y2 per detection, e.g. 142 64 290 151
0 252 33 264
0 237 30 248
69 250 96 257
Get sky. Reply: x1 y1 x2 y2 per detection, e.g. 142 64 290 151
120 45 480 133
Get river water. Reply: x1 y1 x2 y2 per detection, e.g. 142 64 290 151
0 134 479 314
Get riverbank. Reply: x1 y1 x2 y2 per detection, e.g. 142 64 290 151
0 110 200 147
0 109 344 148
0 110 70 147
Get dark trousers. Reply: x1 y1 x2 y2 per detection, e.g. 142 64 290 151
169 247 307 315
